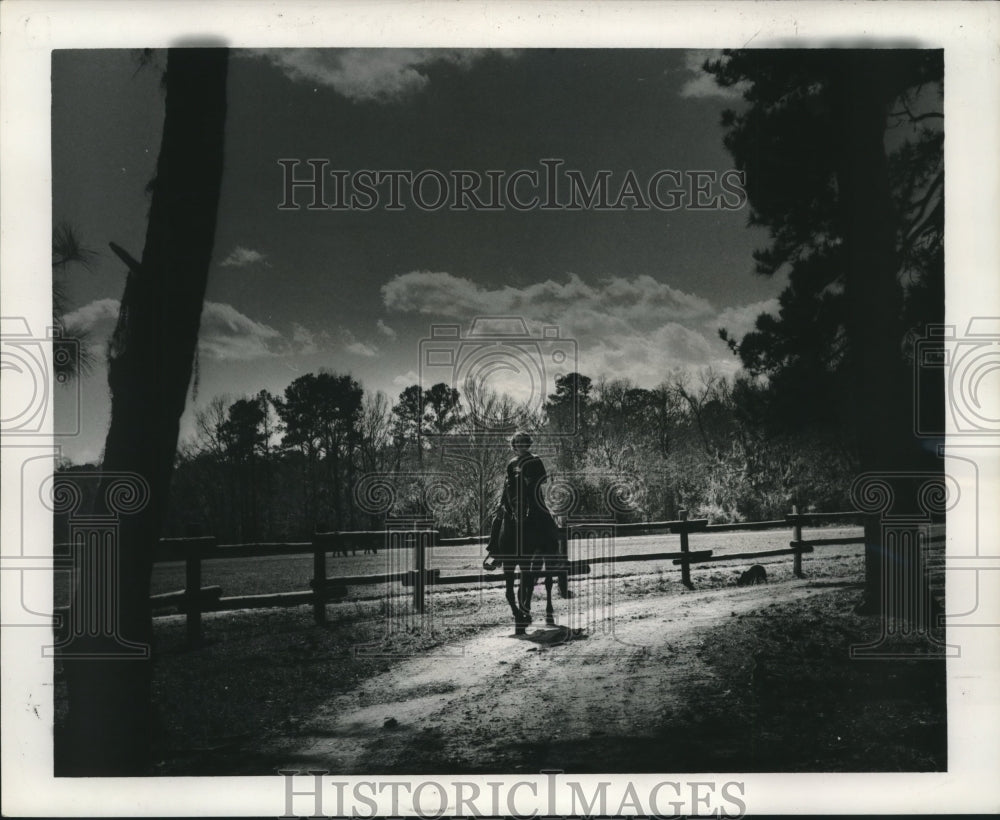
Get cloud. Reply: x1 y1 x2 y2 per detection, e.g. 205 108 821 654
340 328 378 357
382 271 714 332
63 297 332 362
60 298 120 334
290 322 324 355
382 271 777 387
347 341 378 357
677 50 748 100
376 319 397 340
198 302 286 360
220 245 268 267
582 322 738 387
199 305 338 360
392 370 420 388
250 48 515 104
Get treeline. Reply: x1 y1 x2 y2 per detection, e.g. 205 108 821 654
141 367 854 542
56 368 859 543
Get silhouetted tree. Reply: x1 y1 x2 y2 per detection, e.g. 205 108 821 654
392 384 425 463
219 395 270 539
423 382 463 435
63 48 228 774
544 372 593 470
707 49 944 617
275 372 364 530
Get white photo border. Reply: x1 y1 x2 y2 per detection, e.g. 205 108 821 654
2 1 998 815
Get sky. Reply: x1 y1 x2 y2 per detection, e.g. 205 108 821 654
52 48 779 464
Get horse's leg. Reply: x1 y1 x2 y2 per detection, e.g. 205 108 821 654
504 563 529 634
544 564 555 625
504 564 518 617
519 555 540 620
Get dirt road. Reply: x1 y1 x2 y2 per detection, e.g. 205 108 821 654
262 580 828 774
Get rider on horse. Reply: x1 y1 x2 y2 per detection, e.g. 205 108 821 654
483 431 562 632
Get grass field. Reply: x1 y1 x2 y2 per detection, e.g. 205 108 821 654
53 523 948 615
149 524 869 600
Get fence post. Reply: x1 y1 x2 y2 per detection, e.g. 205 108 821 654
791 504 804 578
678 509 693 589
413 531 426 614
184 536 203 647
312 532 327 625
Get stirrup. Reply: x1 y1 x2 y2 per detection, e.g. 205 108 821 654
483 556 499 571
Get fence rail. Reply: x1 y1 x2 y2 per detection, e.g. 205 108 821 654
56 507 936 645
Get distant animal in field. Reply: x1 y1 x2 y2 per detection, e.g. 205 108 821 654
364 546 378 555
737 564 767 586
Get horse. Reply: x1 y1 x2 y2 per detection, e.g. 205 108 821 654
499 535 571 634
489 435 571 634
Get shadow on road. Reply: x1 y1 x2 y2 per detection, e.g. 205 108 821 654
508 625 588 646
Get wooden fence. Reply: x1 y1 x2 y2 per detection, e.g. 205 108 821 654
56 506 890 645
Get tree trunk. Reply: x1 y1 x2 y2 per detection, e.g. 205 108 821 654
62 48 227 775
831 53 935 623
